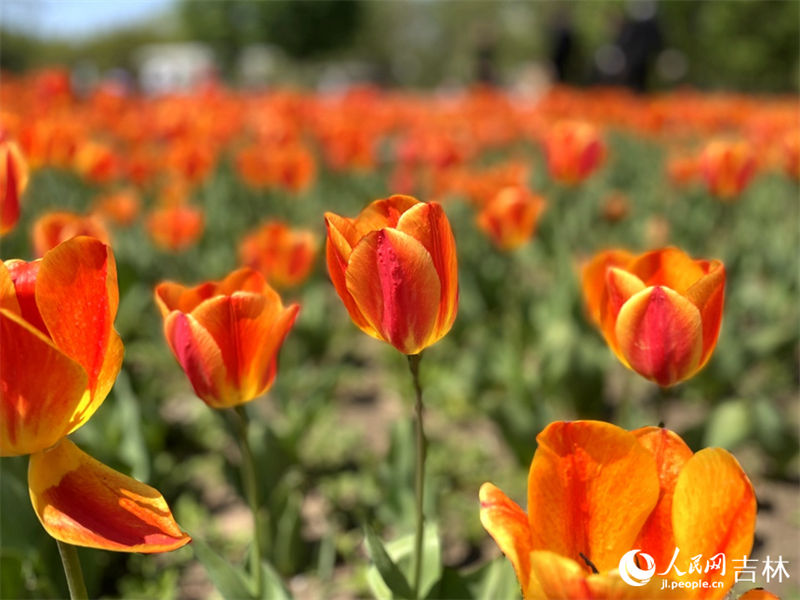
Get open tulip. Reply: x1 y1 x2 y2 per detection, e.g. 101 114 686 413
324 195 458 355
581 247 725 387
480 420 756 600
476 186 546 251
155 267 299 408
1 236 189 552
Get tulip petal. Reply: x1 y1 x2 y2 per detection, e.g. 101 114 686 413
0 261 21 316
581 249 634 326
671 448 756 600
35 237 121 410
479 482 533 597
528 421 660 572
527 551 677 600
1 310 87 456
615 286 703 386
28 438 190 552
685 261 725 368
164 310 233 408
352 194 419 238
189 292 299 405
737 589 780 600
602 267 646 358
325 214 377 337
627 248 706 295
154 268 267 317
345 228 440 355
396 201 458 336
631 427 694 568
5 258 48 335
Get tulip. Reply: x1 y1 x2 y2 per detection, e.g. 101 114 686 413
476 186 546 250
1 236 189 553
238 221 317 288
581 247 725 387
738 589 780 600
92 188 141 227
31 210 111 257
480 420 756 600
543 121 605 185
73 140 119 184
145 203 205 252
154 267 299 408
324 195 458 355
698 139 757 199
0 139 29 235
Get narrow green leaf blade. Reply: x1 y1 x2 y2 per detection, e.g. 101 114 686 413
192 538 255 600
364 526 415 600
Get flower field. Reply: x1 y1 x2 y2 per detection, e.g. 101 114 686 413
1 69 798 599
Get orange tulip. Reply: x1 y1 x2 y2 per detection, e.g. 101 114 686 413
698 139 757 199
145 204 205 252
543 121 605 185
154 268 299 408
581 247 725 387
1 236 188 552
325 195 458 355
31 210 111 257
92 188 141 227
73 140 120 184
239 221 317 288
480 421 755 600
476 186 546 250
0 140 28 235
738 589 780 600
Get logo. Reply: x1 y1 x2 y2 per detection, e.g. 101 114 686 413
619 549 656 587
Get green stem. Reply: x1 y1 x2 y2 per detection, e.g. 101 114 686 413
234 405 265 598
407 353 426 599
56 540 88 600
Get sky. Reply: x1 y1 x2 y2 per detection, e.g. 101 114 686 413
2 0 175 39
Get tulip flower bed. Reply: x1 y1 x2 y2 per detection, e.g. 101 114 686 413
1 71 798 600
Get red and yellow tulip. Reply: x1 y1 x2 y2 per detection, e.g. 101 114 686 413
698 139 757 199
480 420 756 600
154 267 299 408
238 221 317 288
0 139 29 235
1 236 189 552
543 120 606 185
581 247 725 387
325 195 458 355
476 186 546 251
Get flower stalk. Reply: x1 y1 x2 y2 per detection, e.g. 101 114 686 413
56 540 88 600
408 352 426 599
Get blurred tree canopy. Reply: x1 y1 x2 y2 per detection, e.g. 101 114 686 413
0 0 797 92
178 0 363 69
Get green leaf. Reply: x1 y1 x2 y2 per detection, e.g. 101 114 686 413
363 525 415 600
365 522 442 600
192 537 255 600
258 561 291 600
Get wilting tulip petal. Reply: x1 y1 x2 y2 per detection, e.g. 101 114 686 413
1 311 87 456
28 438 190 552
35 236 123 430
527 551 676 600
672 448 756 600
346 228 441 355
479 482 533 595
527 421 660 573
615 286 703 386
631 427 694 568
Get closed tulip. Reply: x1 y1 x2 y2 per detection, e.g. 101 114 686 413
581 247 725 387
543 121 605 185
480 420 755 600
238 221 317 288
699 139 757 199
476 186 546 250
155 267 299 408
1 236 189 552
325 195 458 355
